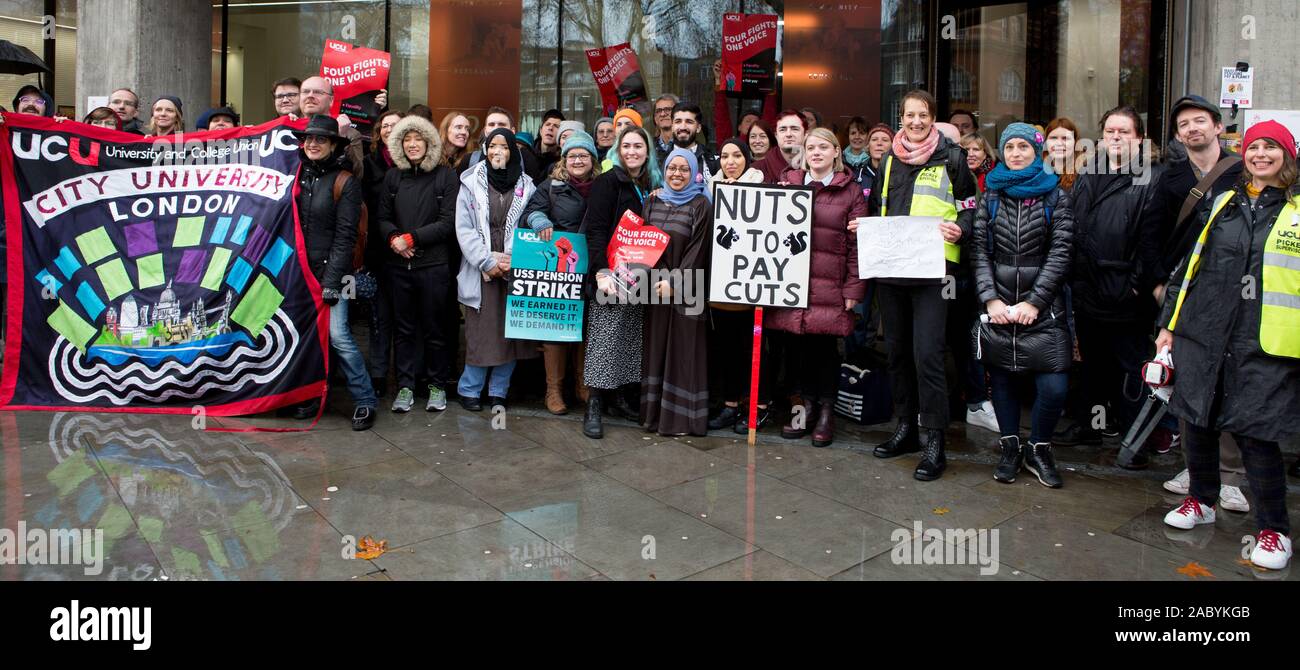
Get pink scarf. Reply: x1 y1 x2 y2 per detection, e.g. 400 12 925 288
891 126 940 166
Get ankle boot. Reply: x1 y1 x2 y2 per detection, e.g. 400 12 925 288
607 390 639 422
993 435 1024 483
574 345 590 403
542 344 567 415
914 429 947 481
811 402 835 448
583 395 604 439
781 398 815 439
1025 441 1064 488
873 417 920 458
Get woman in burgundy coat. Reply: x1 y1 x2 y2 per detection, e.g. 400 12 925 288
768 128 867 447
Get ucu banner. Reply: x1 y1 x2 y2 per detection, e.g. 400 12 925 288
0 114 328 416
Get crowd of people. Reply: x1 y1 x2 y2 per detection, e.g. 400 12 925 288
1 71 1296 572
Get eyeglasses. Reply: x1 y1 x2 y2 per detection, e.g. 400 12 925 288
302 135 331 145
300 88 330 97
654 107 674 115
274 92 300 100
665 165 692 174
19 96 44 105
566 153 591 162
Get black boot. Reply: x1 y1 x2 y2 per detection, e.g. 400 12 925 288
873 417 920 458
708 405 740 430
993 435 1024 483
607 390 639 422
914 429 946 481
583 396 604 439
1025 442 1064 488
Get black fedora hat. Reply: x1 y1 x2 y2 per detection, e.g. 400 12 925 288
293 114 342 141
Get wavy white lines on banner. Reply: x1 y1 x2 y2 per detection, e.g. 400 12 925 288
48 310 301 404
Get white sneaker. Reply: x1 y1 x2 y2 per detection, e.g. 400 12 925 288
965 400 999 433
1164 496 1216 530
1163 469 1190 495
1250 530 1293 570
1219 485 1250 513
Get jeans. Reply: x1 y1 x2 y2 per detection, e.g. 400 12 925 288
458 361 517 399
988 369 1068 443
330 298 377 408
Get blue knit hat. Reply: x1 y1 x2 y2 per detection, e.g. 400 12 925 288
561 130 598 159
999 122 1045 153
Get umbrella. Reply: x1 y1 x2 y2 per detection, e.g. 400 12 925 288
0 39 50 76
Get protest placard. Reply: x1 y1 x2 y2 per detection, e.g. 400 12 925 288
719 13 778 95
856 215 946 280
585 44 648 117
506 230 588 343
606 210 669 300
708 181 813 308
321 39 391 129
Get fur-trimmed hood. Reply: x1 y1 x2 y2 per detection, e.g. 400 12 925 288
387 115 443 172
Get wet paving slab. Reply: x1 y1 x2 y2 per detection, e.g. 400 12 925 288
3 404 1297 581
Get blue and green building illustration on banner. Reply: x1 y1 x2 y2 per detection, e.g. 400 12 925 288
505 230 587 343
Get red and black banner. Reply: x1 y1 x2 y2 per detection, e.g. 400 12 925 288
321 39 391 130
0 115 327 415
585 43 648 117
720 13 779 95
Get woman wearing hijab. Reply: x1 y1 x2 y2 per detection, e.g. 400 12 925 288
973 123 1074 488
641 148 713 436
580 125 662 439
707 139 774 433
455 128 540 411
524 130 601 415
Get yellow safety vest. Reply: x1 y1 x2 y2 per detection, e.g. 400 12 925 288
880 155 962 263
1168 191 1300 359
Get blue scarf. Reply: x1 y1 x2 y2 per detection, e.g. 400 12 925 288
659 147 709 206
984 155 1059 198
843 147 871 169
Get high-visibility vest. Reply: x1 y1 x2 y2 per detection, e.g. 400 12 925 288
1168 191 1300 359
880 154 962 262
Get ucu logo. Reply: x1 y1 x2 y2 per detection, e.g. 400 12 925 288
328 42 349 53
12 133 100 166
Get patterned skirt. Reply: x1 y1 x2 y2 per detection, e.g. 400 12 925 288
583 300 643 390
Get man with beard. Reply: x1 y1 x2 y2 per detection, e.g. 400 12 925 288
12 85 54 118
664 103 720 183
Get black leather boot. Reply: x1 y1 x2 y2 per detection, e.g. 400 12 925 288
1025 442 1064 488
993 435 1024 483
913 429 947 481
873 417 920 458
607 390 639 422
583 396 604 439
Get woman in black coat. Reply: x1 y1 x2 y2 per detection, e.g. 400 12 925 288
1155 122 1299 571
972 123 1074 489
523 131 601 416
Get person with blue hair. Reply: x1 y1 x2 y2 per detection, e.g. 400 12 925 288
640 147 713 436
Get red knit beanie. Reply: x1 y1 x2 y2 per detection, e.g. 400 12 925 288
1242 120 1297 161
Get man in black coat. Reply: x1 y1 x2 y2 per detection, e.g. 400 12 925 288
294 115 378 430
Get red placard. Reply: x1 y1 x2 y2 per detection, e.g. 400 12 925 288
320 39 391 128
720 13 778 94
585 43 648 117
606 210 669 298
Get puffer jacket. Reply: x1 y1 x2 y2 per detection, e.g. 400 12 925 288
1069 155 1164 322
972 188 1075 372
1157 186 1300 442
455 161 537 310
866 134 979 285
377 115 459 269
765 168 866 337
296 144 360 293
524 178 590 234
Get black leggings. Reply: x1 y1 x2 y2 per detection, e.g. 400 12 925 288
711 308 773 404
781 333 841 404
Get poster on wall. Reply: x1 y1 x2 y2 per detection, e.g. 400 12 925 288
1219 67 1254 109
708 182 812 308
0 115 328 414
719 13 779 95
320 39 391 130
505 230 588 343
585 43 648 117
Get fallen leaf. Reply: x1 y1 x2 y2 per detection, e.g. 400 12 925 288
932 507 950 515
1176 561 1214 579
355 535 388 560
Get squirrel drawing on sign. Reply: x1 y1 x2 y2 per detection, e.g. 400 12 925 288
715 225 740 249
783 231 808 255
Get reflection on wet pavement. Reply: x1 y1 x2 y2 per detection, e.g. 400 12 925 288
2 403 1297 581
